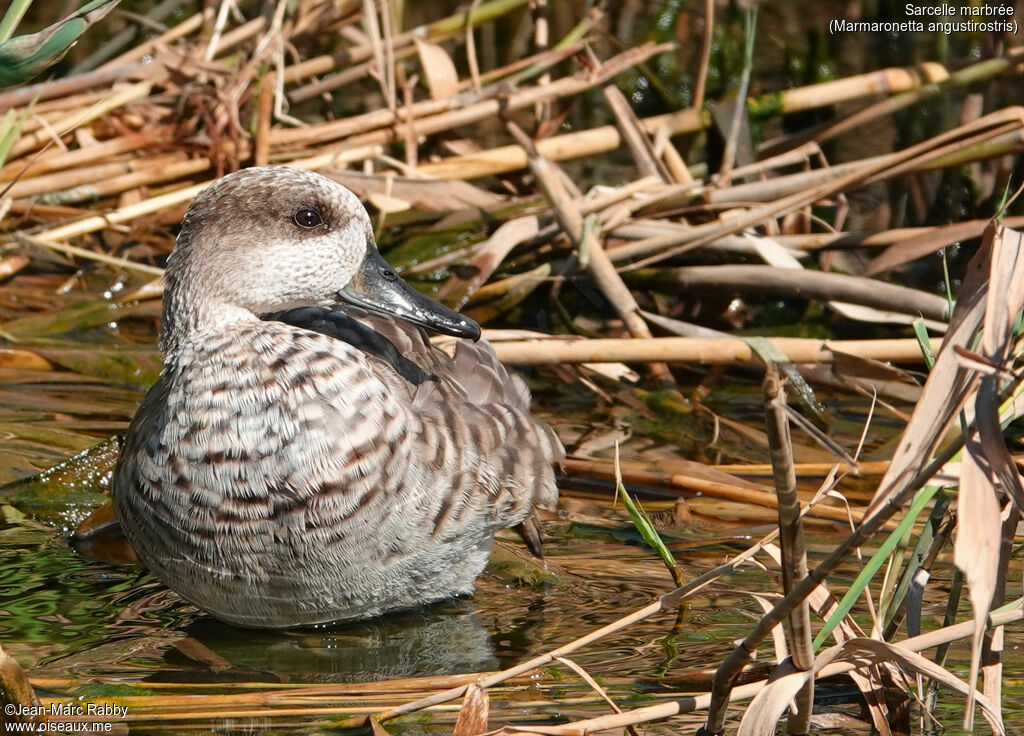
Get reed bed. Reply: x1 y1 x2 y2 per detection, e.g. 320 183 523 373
1 1 1024 734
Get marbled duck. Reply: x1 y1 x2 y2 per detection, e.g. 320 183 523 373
112 166 562 628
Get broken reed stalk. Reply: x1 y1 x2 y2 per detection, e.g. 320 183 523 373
276 42 674 151
514 604 1024 736
763 368 813 734
11 233 165 276
29 602 1023 727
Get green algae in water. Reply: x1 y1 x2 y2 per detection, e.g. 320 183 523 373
0 438 119 530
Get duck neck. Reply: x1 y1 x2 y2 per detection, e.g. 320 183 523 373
159 282 258 362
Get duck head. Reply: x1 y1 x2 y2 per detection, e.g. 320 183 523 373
161 166 480 354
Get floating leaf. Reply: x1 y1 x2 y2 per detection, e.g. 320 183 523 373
0 0 120 88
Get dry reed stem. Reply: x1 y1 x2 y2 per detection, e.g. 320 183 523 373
282 0 529 84
375 547 768 724
804 48 1024 149
98 8 214 69
5 154 184 199
602 84 669 182
489 336 941 366
692 0 713 111
505 116 679 387
505 605 1023 736
10 233 165 276
636 265 950 322
0 130 166 183
0 62 149 110
254 73 274 167
15 157 211 206
763 370 813 733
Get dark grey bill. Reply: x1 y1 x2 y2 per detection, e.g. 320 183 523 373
337 244 481 341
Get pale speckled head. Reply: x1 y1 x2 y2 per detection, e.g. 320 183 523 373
161 166 479 354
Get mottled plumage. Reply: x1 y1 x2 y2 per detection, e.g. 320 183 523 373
113 167 562 628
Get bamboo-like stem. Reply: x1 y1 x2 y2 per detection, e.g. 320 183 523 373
5 153 193 201
0 63 150 110
784 47 1024 152
489 335 942 366
0 130 165 182
20 157 211 206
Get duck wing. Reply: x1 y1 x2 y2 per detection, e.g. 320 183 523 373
272 304 563 551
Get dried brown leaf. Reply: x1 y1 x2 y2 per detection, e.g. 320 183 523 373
435 215 539 307
864 224 991 519
414 38 459 101
957 225 1024 726
955 436 1003 727
452 682 489 736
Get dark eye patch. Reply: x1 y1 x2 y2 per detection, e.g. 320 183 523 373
293 207 323 229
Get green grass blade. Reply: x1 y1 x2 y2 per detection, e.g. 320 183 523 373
614 444 684 587
0 0 34 44
912 318 936 370
813 484 941 649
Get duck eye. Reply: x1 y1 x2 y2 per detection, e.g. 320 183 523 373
293 208 322 229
